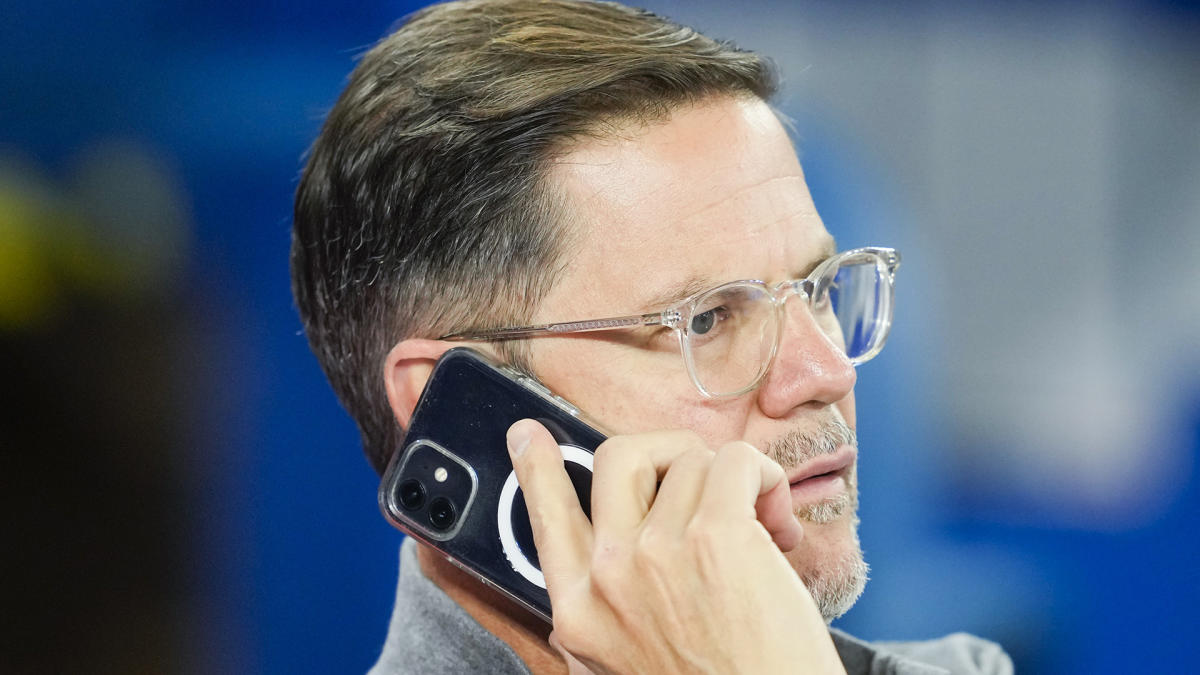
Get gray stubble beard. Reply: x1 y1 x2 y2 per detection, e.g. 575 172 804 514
765 417 870 623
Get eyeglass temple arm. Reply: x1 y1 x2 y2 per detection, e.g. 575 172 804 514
441 312 667 341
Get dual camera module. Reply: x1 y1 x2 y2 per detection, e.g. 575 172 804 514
391 441 476 537
398 478 457 530
388 436 594 583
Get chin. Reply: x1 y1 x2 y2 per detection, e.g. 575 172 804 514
786 510 869 623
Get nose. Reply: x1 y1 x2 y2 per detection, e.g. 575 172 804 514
756 296 857 418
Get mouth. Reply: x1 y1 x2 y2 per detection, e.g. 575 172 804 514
786 444 856 506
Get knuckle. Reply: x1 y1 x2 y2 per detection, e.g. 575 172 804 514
684 515 733 549
590 555 634 603
516 450 554 486
552 612 591 652
592 437 637 482
526 501 567 537
662 447 713 480
633 523 674 559
593 436 627 464
719 439 761 461
683 518 712 547
682 446 716 465
589 558 619 591
631 526 687 576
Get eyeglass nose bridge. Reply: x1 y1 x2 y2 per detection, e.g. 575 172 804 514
772 278 818 308
767 277 843 358
742 276 834 398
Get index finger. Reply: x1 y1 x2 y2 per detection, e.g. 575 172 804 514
506 419 593 590
589 430 712 536
697 441 804 552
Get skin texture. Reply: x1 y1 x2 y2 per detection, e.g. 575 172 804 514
507 422 842 674
387 95 858 673
529 95 860 593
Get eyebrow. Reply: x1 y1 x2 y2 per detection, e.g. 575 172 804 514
797 235 838 278
635 235 840 313
636 274 719 314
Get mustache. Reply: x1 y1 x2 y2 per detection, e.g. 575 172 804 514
764 416 857 469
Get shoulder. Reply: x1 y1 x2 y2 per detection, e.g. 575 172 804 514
874 632 1013 675
369 539 531 675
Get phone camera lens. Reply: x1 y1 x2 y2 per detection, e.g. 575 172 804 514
428 497 457 531
398 479 426 511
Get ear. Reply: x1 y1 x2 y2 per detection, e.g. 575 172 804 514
383 339 456 428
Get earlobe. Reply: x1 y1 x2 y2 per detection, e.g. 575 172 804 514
383 339 456 428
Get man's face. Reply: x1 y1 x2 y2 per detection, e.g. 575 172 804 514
524 96 867 620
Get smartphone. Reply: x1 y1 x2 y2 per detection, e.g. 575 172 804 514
378 347 606 623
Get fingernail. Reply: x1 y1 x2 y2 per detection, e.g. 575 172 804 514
507 420 534 458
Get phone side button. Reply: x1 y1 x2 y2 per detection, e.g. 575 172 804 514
553 396 580 416
518 376 552 397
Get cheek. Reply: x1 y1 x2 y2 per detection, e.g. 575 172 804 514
601 393 745 441
532 340 748 442
836 394 856 430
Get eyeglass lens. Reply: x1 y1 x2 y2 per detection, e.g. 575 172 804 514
684 257 888 396
829 260 886 362
685 284 778 396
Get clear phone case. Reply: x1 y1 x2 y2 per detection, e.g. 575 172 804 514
378 347 606 622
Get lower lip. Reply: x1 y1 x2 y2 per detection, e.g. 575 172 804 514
789 471 846 505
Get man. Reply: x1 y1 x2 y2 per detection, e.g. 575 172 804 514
292 0 1012 672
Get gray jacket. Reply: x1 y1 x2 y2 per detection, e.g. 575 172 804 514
370 538 1013 675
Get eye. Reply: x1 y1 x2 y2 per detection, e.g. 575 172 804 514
690 307 723 334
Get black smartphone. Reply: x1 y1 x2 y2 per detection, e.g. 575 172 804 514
378 347 606 623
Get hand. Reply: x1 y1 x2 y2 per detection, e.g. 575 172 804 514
506 419 847 675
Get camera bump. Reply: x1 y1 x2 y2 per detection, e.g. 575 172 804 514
389 440 478 541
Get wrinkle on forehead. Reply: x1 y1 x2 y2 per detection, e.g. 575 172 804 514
575 171 814 241
568 173 828 275
538 97 834 318
550 97 795 213
664 176 821 245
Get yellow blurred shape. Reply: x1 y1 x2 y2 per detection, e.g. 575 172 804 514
0 189 58 330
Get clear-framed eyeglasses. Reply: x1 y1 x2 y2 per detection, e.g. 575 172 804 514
442 246 901 398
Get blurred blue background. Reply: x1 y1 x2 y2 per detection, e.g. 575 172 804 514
2 1 1197 673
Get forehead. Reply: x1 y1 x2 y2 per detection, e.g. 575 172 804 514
540 96 833 318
